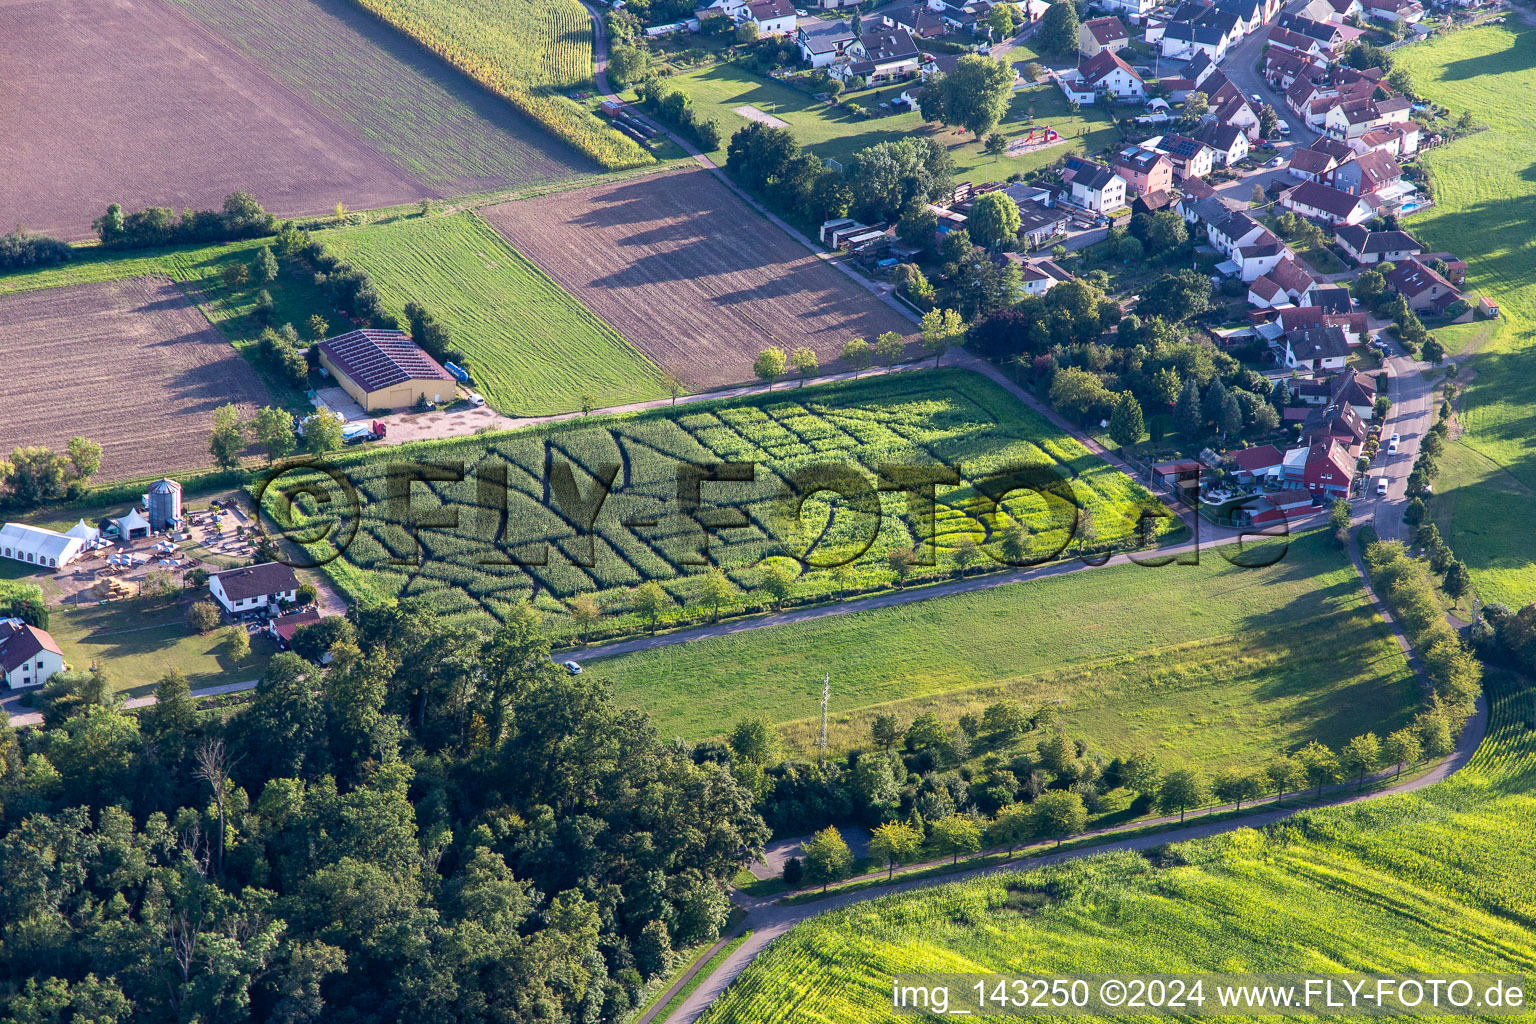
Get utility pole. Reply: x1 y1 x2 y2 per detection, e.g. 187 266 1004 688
818 673 830 767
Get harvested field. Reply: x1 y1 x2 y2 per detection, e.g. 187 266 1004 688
0 277 270 481
482 168 916 390
0 0 590 240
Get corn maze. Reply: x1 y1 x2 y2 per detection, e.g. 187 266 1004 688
265 373 1175 640
350 0 652 169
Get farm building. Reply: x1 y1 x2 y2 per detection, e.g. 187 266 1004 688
0 617 65 690
209 562 301 615
0 522 87 569
318 329 456 412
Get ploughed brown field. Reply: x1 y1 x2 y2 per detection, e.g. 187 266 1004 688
0 0 591 239
481 168 916 390
0 278 270 481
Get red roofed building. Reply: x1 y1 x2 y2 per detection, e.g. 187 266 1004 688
1387 258 1459 312
1079 15 1130 55
318 329 457 412
1246 487 1317 526
1 618 65 690
1303 438 1355 497
1227 444 1285 482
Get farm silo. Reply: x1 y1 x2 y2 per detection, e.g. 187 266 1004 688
146 479 183 530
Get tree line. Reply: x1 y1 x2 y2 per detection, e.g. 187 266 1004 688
0 230 72 272
92 192 277 250
0 602 766 1023
0 437 103 510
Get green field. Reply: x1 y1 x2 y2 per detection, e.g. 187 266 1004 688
700 676 1536 1023
593 531 1421 761
654 63 1121 182
349 0 652 169
1395 22 1536 606
278 370 1174 640
47 599 274 698
318 211 670 414
0 237 333 411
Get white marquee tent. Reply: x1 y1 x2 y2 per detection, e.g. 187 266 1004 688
0 523 86 569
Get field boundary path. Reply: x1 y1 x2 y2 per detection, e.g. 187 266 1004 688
649 692 1488 1024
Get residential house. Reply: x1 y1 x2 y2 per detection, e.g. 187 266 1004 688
1112 146 1174 195
1423 253 1467 287
1302 438 1356 497
1311 285 1353 315
1324 150 1402 196
1387 258 1459 313
1132 188 1176 217
1248 274 1292 309
1019 258 1075 295
1285 325 1351 371
1215 0 1267 33
1186 51 1220 88
839 28 921 83
268 607 322 652
0 618 65 690
1194 121 1250 166
1156 18 1232 60
879 3 948 37
1269 255 1318 301
745 0 797 35
797 19 859 65
1066 160 1128 212
1326 0 1365 19
1331 367 1378 420
1100 0 1160 22
1280 180 1376 225
208 562 301 616
1363 0 1424 23
1324 94 1412 140
1334 225 1422 264
1078 49 1146 99
1151 133 1215 180
1288 146 1338 182
1264 48 1326 90
1305 397 1369 448
1233 228 1290 281
1079 15 1130 55
1268 24 1326 60
1281 304 1366 345
1015 200 1071 247
1227 444 1286 483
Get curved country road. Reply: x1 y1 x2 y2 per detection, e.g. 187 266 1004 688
647 692 1488 1024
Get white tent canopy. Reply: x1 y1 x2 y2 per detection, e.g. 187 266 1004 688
115 508 151 539
64 519 100 542
0 522 86 568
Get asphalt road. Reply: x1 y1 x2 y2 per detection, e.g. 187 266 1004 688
1372 339 1436 541
1217 0 1324 145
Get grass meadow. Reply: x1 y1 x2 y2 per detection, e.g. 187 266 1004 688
273 370 1175 639
699 673 1536 1023
1395 22 1536 606
592 531 1421 762
653 64 1122 182
317 211 671 414
47 599 274 698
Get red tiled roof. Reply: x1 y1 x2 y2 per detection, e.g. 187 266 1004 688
0 619 62 673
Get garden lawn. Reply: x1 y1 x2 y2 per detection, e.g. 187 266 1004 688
699 677 1536 1024
279 370 1174 639
1395 22 1536 606
47 599 273 698
654 63 1121 182
316 212 670 415
0 237 334 411
592 531 1420 764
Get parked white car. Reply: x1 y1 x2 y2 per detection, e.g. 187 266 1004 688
1377 477 1389 496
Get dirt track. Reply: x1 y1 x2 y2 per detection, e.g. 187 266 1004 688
482 168 916 390
0 277 271 480
0 0 428 238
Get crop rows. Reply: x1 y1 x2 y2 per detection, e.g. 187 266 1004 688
701 678 1536 1024
350 0 652 169
275 372 1173 639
